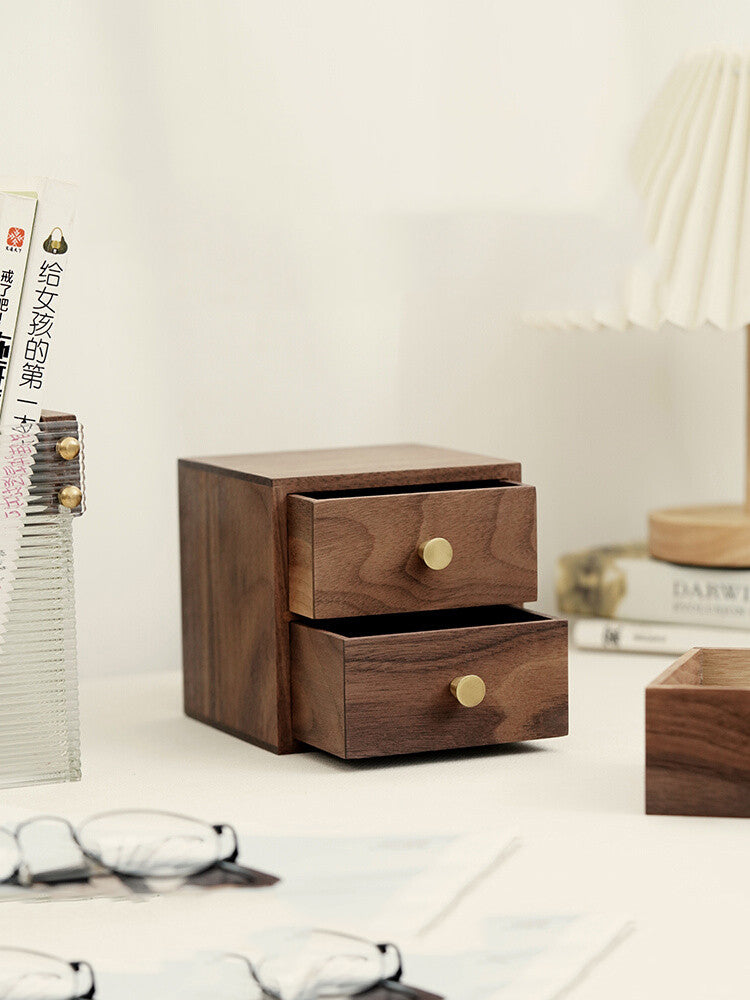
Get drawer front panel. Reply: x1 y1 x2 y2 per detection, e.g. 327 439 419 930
290 610 568 758
287 482 537 618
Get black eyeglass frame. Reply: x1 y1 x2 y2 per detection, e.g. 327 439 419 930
0 948 96 1000
70 959 97 1000
0 810 276 887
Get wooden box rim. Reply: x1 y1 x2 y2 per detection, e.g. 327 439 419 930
648 647 750 692
291 607 562 643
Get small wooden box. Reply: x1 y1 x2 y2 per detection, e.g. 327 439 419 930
646 648 750 817
178 443 567 759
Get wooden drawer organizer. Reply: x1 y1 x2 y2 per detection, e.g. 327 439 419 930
179 444 568 758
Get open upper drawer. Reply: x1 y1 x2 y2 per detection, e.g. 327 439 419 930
287 479 536 618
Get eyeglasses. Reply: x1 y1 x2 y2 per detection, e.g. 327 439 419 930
0 947 95 1000
223 929 419 999
0 810 278 887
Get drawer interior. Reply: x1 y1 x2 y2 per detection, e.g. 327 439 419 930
296 605 551 638
658 648 750 688
296 478 522 500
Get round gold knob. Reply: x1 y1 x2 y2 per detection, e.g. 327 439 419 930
418 537 453 570
58 485 82 509
56 436 80 461
450 675 486 708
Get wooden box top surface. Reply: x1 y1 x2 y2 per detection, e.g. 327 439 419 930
648 647 750 691
179 443 520 489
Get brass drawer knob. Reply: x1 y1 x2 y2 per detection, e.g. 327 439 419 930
450 674 486 708
418 537 453 570
56 436 80 461
58 485 82 509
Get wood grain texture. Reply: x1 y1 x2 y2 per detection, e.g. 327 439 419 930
287 494 315 618
290 608 568 758
290 625 346 757
649 503 750 567
287 483 537 618
178 443 552 758
36 410 83 512
179 462 295 753
180 443 521 490
40 410 76 422
646 648 750 817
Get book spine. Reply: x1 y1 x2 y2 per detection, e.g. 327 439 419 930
572 618 750 655
0 194 37 415
0 178 76 427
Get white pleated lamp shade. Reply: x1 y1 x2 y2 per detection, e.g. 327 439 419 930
531 50 750 332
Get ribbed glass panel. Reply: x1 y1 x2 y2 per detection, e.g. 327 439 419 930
0 417 84 788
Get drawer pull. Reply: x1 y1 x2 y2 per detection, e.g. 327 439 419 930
450 674 486 708
418 537 453 570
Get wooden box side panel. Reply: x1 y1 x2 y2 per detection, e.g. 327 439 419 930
700 648 750 686
300 485 538 619
179 463 290 752
290 623 346 756
648 648 702 688
287 495 315 618
646 686 750 817
344 618 568 758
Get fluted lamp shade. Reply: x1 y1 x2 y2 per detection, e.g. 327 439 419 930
631 50 750 331
537 51 750 565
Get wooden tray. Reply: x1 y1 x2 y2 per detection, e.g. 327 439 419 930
646 648 750 817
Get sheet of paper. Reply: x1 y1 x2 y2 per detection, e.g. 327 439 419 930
406 914 632 1000
234 831 518 940
42 915 629 1000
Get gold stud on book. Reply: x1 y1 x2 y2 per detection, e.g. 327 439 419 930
56 436 80 461
58 485 82 509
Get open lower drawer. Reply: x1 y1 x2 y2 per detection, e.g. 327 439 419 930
290 606 568 759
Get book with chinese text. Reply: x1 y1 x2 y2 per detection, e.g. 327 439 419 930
0 177 76 427
0 192 37 416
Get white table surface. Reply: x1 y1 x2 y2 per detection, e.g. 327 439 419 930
3 651 749 998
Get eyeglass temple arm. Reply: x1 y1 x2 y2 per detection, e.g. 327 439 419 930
71 960 96 999
212 825 280 886
374 944 428 999
377 943 404 982
29 864 92 884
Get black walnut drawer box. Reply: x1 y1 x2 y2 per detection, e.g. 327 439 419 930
178 444 568 758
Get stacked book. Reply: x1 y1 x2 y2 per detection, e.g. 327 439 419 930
557 542 750 654
0 178 81 787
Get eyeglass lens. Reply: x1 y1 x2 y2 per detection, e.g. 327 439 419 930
15 819 88 884
0 948 81 1000
77 811 224 878
251 930 395 999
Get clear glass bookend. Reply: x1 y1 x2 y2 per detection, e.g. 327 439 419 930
0 414 85 788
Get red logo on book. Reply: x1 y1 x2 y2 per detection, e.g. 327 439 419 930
6 228 24 248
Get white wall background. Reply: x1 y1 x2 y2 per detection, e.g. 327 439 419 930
3 0 749 674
